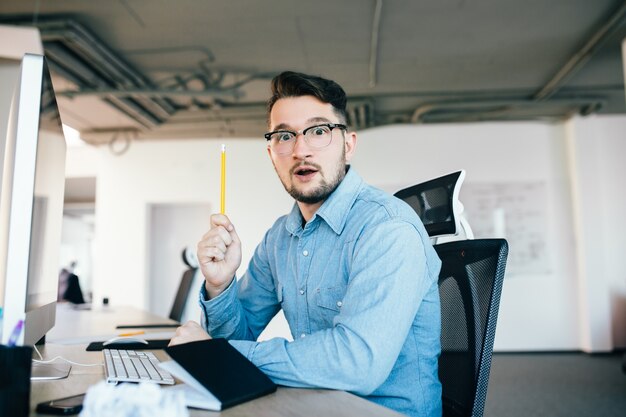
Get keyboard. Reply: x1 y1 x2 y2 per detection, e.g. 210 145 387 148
103 349 175 385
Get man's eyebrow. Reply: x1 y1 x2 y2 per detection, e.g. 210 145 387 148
271 117 334 131
306 117 333 124
272 123 292 131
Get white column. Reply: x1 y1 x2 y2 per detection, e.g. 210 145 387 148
565 116 619 352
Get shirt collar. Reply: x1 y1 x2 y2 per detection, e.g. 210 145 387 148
285 167 363 236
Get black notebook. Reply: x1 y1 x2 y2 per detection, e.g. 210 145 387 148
162 338 276 410
115 323 180 329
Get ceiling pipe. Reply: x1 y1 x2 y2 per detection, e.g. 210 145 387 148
40 20 268 100
44 43 168 126
534 2 626 101
369 0 383 88
32 19 193 127
45 59 161 128
421 107 516 123
410 97 606 123
44 43 105 87
57 87 244 99
124 45 215 64
57 21 178 115
358 103 368 128
41 23 153 90
623 38 626 104
33 19 176 128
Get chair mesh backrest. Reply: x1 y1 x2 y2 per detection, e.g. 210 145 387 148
169 268 196 322
435 239 508 417
394 171 463 237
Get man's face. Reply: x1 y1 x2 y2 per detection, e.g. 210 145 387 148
267 95 357 207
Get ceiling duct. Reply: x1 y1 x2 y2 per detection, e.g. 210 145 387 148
31 18 176 128
0 15 275 143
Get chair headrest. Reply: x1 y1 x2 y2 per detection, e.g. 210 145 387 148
181 246 199 269
394 170 466 238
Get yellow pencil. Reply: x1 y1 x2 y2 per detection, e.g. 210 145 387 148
118 331 145 337
220 144 226 214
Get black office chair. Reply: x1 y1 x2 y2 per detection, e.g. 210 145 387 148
169 247 199 322
398 171 508 416
394 170 473 240
435 239 508 417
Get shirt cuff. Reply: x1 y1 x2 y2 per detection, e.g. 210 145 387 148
198 277 238 331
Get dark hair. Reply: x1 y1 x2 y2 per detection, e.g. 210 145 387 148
267 71 348 124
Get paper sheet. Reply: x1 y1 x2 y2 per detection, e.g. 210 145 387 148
159 360 221 411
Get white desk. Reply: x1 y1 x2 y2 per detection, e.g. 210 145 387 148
47 303 178 344
31 304 402 417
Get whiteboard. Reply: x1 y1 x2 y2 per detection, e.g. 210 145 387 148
460 182 550 276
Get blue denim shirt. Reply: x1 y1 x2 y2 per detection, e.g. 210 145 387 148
199 168 442 417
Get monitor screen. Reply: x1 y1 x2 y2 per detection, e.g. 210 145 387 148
0 53 66 347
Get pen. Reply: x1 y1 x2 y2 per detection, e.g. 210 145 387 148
220 144 226 214
118 330 145 337
7 319 24 346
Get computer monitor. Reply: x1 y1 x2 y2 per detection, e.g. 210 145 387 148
0 54 66 364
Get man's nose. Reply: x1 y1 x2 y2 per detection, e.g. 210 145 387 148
291 133 313 158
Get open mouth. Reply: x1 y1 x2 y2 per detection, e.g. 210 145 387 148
293 165 319 180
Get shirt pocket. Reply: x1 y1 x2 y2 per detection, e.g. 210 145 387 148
315 286 345 313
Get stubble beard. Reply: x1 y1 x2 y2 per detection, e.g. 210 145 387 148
280 147 347 205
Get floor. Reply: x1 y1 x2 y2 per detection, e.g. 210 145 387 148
484 351 626 417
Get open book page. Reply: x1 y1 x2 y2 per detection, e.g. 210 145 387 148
159 360 221 410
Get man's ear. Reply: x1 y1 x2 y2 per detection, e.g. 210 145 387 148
344 131 357 162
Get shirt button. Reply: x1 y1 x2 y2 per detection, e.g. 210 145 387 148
302 250 309 256
336 301 343 308
300 333 306 338
299 289 305 295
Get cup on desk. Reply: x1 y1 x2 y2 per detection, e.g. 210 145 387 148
0 345 33 417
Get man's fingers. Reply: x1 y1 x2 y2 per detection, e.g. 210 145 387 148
210 213 234 232
168 321 210 347
199 247 225 263
210 214 239 245
198 235 227 253
200 226 233 247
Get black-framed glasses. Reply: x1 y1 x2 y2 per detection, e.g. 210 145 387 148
264 123 347 155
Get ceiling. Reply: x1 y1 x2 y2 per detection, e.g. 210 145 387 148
1 0 625 146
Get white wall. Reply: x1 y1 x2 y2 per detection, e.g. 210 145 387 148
68 114 626 352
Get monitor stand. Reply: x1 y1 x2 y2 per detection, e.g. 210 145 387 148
31 362 71 380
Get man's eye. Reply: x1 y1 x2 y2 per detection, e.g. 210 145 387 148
276 132 293 142
311 126 329 136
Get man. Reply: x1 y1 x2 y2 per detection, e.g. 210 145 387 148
169 72 442 417
58 261 85 304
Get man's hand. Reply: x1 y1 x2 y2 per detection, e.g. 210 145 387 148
168 321 212 347
197 213 242 298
